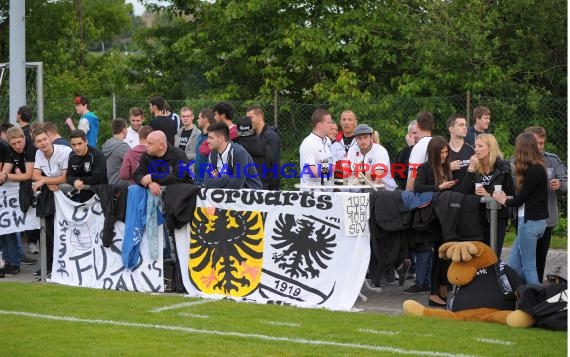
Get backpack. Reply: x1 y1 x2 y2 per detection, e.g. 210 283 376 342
516 278 567 331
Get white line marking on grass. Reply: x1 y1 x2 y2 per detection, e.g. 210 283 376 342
149 300 212 313
0 310 480 357
475 338 514 346
358 328 400 336
178 313 209 319
262 320 300 328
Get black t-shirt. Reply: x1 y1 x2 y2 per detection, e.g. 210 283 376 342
0 140 10 165
450 263 523 312
150 115 178 145
177 128 193 150
342 135 354 153
449 143 474 180
6 144 36 173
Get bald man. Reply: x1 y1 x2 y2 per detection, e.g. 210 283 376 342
134 130 193 196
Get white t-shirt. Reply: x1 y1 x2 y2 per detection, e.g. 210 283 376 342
408 136 432 177
347 143 397 191
299 133 333 185
124 127 140 148
34 144 72 177
330 141 346 162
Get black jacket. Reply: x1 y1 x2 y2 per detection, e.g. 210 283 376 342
163 183 201 230
505 164 548 222
90 184 129 247
134 144 193 186
234 135 274 190
455 159 514 218
433 190 483 242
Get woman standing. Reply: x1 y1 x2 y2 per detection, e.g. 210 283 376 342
414 136 456 307
493 133 548 284
456 134 514 256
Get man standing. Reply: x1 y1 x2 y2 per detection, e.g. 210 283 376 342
0 127 36 275
31 128 72 277
203 121 262 190
16 105 33 142
213 102 238 140
134 131 192 196
524 126 567 283
44 122 71 147
174 106 199 162
125 107 145 148
102 118 130 185
120 125 153 183
66 130 108 202
447 114 474 181
394 120 419 189
149 96 177 145
194 109 216 186
299 109 334 186
247 105 281 190
406 112 435 191
465 106 491 147
346 124 397 191
234 116 274 190
65 96 100 148
336 110 358 157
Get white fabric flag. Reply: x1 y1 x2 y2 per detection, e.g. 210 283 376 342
0 181 40 235
175 189 370 311
50 191 163 292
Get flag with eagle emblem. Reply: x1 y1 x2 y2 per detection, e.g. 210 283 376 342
175 189 370 311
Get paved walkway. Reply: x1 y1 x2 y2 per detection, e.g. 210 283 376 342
1 248 566 315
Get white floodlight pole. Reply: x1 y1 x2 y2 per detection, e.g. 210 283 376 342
9 0 26 124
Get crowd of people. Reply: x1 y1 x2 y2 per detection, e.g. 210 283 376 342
0 97 566 311
0 96 281 278
299 107 567 307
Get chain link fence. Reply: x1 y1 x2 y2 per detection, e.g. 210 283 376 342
2 92 566 212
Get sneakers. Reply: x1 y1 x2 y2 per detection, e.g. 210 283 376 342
21 256 37 265
4 264 20 275
29 242 39 254
403 284 431 294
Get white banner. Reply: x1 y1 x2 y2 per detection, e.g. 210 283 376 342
175 189 370 311
0 182 40 235
50 191 164 292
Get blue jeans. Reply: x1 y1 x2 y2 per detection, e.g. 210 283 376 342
0 233 20 267
414 250 432 288
508 218 546 284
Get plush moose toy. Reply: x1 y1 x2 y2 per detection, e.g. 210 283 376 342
403 241 535 327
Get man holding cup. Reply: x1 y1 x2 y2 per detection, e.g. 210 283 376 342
524 126 567 283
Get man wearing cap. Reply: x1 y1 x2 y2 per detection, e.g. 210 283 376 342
234 116 274 190
346 124 397 191
299 109 334 187
204 121 262 190
65 95 100 148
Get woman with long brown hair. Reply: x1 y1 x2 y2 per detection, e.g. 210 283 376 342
493 133 548 284
413 136 456 307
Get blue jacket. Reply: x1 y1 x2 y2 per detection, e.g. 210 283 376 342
122 185 148 270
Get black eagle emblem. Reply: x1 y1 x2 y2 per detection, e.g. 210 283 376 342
272 214 336 279
190 208 263 295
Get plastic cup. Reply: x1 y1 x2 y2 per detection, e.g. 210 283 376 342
475 183 483 190
494 185 502 193
547 168 554 180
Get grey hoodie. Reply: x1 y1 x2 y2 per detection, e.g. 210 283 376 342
102 137 130 185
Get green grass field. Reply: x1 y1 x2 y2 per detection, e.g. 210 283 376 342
1 282 566 356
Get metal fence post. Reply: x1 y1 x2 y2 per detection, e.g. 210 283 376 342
466 91 471 124
112 93 117 119
39 217 47 282
481 196 500 253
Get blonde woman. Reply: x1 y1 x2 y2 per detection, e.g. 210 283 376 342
456 134 514 256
